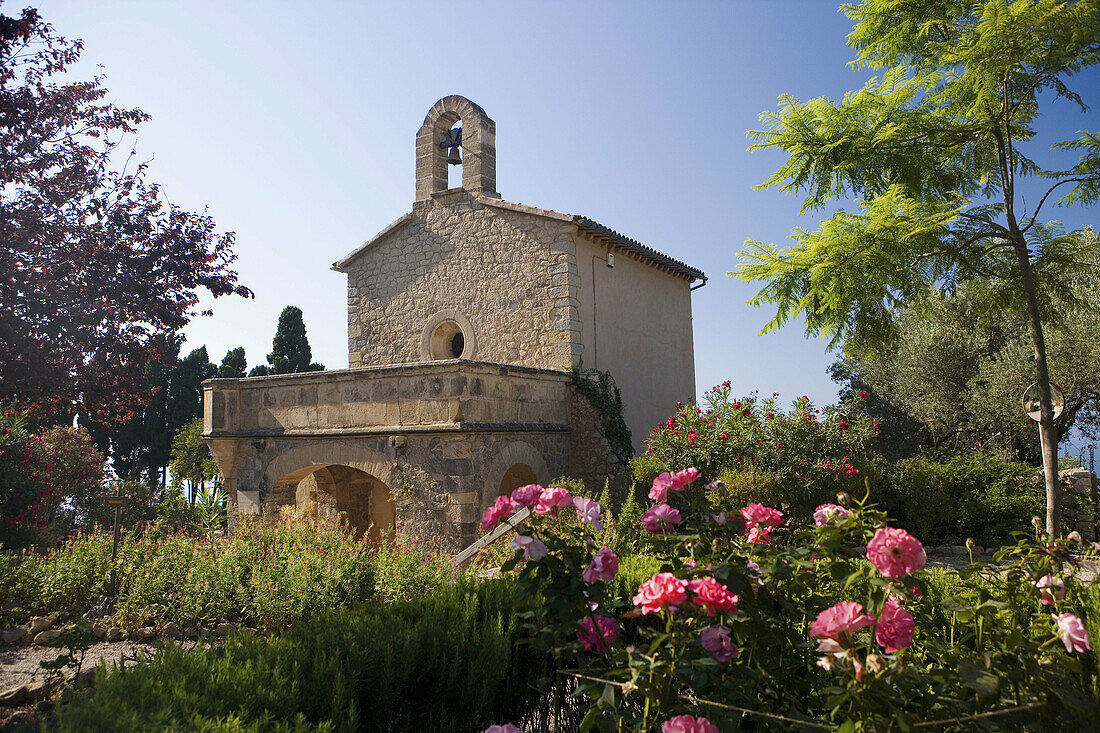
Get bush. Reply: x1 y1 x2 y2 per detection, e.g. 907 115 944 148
635 382 876 522
0 507 454 629
480 473 1100 730
0 417 105 548
48 579 551 732
873 453 1046 546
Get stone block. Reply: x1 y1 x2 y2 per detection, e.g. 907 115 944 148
28 616 50 635
1 628 27 644
33 629 62 644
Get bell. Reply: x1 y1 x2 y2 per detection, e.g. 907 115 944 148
446 145 462 165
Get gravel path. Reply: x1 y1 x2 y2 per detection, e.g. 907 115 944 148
0 640 167 690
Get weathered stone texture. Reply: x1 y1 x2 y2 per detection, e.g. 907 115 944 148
343 190 579 371
1060 467 1097 541
567 387 626 493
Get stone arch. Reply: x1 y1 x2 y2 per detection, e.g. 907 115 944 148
415 95 497 200
420 308 477 361
482 440 550 508
263 442 396 540
271 462 396 541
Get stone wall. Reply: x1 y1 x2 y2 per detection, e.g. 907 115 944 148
1060 467 1097 542
567 386 626 493
203 362 584 552
341 190 579 371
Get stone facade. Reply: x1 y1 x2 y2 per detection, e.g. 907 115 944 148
341 192 579 371
203 95 703 552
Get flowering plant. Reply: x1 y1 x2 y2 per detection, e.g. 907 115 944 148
636 383 875 522
482 467 1100 730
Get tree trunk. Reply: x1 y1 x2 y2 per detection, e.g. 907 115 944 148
1012 241 1061 537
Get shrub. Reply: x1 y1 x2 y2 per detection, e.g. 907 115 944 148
0 418 105 548
635 382 876 522
481 473 1100 730
0 507 454 628
48 579 550 733
873 452 1046 546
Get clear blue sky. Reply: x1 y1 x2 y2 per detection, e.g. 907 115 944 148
35 0 1100 417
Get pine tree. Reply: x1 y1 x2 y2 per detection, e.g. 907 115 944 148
265 306 324 375
217 347 247 378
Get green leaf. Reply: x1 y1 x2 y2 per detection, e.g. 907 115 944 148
958 658 1000 698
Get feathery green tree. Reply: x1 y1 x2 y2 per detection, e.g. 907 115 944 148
736 0 1100 536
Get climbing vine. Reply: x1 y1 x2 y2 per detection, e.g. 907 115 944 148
569 367 633 465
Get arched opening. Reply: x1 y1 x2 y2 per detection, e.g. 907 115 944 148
445 123 463 189
430 320 466 359
499 463 538 497
278 464 395 541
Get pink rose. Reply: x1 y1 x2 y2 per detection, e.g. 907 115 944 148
573 496 603 530
875 598 915 653
510 535 547 561
483 726 523 733
510 483 543 507
671 467 700 490
741 503 784 527
746 525 772 544
642 503 682 535
482 495 517 531
535 486 572 515
688 577 739 616
810 601 875 640
662 715 719 733
866 527 926 578
1053 613 1091 653
700 624 738 662
633 572 689 614
1033 575 1066 605
583 547 619 584
649 472 674 502
813 503 851 526
576 615 619 651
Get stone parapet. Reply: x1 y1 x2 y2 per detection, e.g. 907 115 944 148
203 360 571 438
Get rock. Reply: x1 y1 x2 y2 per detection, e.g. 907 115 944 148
951 545 968 556
28 616 51 635
0 684 27 707
75 667 97 687
239 627 257 636
162 622 179 637
2 628 28 644
105 627 123 642
33 629 63 644
24 679 48 701
92 625 107 640
214 623 236 637
134 626 156 640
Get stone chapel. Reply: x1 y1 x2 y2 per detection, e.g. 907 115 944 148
202 96 705 552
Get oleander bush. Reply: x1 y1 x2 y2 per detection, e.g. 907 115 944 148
634 383 876 523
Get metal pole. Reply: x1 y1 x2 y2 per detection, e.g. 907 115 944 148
110 505 121 595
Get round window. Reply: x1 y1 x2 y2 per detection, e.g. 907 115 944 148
429 320 465 359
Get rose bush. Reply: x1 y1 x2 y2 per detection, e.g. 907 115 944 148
481 469 1099 730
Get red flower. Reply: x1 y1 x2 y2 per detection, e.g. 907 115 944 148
859 390 868 400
